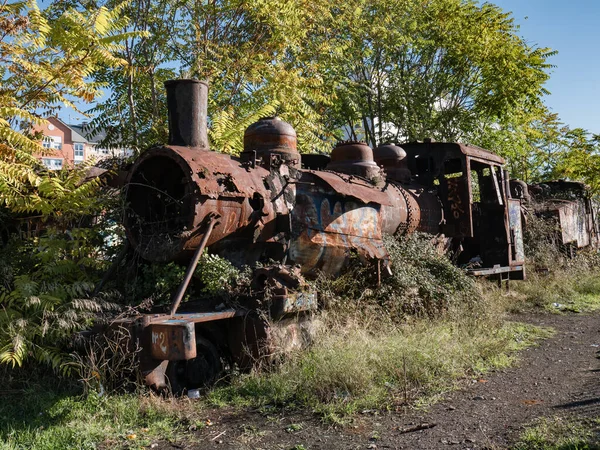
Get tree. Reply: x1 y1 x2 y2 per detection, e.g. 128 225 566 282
0 0 136 370
473 108 567 182
0 0 137 215
317 0 555 149
550 128 600 194
90 0 336 154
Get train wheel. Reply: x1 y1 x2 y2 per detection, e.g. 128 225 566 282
166 336 222 395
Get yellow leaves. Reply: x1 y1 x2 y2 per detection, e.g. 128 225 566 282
210 102 278 155
0 0 135 217
24 0 50 47
0 335 26 368
93 6 111 35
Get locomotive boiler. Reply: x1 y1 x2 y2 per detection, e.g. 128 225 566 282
118 79 525 392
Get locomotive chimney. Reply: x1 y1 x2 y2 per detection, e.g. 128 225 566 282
164 79 209 148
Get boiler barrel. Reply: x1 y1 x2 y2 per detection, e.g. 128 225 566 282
289 170 443 275
124 146 277 262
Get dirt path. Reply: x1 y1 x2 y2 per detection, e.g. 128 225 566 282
166 312 600 450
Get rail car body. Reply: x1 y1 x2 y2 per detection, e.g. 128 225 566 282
111 80 525 392
512 179 600 253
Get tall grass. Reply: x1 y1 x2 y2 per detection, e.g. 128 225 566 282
206 235 554 420
207 310 551 420
509 250 600 313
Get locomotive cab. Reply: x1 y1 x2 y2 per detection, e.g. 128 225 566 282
401 141 525 280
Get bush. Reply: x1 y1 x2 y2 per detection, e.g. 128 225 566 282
205 233 545 419
0 229 121 372
116 251 242 306
316 233 480 322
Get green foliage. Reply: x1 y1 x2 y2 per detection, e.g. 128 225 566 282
195 251 240 295
549 129 600 195
511 265 600 314
125 261 187 305
0 0 136 373
318 0 554 147
317 233 479 321
0 0 139 214
0 229 121 371
476 107 600 190
89 0 336 153
120 252 241 306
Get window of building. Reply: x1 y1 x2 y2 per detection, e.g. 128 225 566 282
51 136 62 150
42 158 63 170
42 135 62 150
74 143 84 161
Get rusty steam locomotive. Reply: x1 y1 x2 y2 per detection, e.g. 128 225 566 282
117 79 526 392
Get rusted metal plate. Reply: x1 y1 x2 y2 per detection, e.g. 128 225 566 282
303 171 394 206
508 199 525 263
162 145 270 199
149 309 240 325
458 144 505 165
290 191 388 275
556 201 590 248
444 175 472 237
148 322 196 361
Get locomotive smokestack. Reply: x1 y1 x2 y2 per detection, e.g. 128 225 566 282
164 79 209 148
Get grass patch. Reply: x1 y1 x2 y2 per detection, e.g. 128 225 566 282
206 313 552 421
0 376 205 450
510 270 600 314
514 416 600 449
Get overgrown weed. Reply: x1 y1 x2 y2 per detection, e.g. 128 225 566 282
206 235 552 420
317 234 481 322
516 210 600 313
514 416 600 449
207 311 551 420
508 252 600 313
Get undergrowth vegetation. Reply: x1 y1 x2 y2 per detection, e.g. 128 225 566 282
317 234 480 321
205 234 553 420
1 226 599 447
511 210 600 313
207 318 551 421
0 222 122 371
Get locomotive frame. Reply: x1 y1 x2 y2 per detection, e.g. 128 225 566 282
104 79 527 392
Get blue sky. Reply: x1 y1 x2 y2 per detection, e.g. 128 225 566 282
62 1 600 135
490 0 600 134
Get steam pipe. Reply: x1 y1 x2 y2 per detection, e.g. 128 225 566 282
164 79 209 148
169 214 219 316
